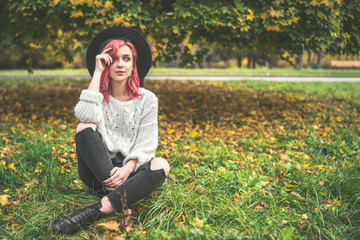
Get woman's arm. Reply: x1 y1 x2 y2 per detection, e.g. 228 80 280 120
87 70 103 92
88 47 113 92
74 48 113 122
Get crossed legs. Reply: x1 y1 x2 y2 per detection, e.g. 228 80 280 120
75 123 170 214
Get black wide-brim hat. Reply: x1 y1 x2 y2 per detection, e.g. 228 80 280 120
86 26 152 87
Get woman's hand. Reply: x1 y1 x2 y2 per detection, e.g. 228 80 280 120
95 47 113 73
103 166 132 190
103 159 138 191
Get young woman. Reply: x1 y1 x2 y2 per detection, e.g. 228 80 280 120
50 27 170 235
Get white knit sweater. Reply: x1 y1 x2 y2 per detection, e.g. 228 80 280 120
74 88 158 170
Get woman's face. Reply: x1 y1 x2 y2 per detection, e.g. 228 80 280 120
109 45 134 83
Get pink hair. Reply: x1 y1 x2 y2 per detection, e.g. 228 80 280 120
99 39 143 103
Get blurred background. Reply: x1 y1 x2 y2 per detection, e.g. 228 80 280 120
1 0 359 72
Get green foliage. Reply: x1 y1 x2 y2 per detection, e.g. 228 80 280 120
1 0 359 69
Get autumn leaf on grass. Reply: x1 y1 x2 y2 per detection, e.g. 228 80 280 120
189 216 207 229
254 202 267 211
58 157 67 164
61 164 72 173
112 237 126 240
96 221 120 232
191 129 198 138
0 194 11 206
69 153 77 163
234 191 248 203
7 163 16 171
0 160 6 169
167 128 175 134
325 199 341 211
217 166 227 175
25 179 38 189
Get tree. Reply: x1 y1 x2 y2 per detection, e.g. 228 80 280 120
1 0 359 70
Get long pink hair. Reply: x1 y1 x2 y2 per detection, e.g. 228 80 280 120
99 39 142 103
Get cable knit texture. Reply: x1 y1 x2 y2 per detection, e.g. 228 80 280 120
74 88 158 170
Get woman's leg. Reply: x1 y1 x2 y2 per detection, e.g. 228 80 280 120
101 157 170 213
75 123 114 192
51 122 170 235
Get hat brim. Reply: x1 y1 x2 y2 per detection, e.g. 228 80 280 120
86 27 151 87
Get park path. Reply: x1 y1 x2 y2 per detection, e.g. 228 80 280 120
0 74 360 82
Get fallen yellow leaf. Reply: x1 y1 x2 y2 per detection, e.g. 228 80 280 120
191 129 198 138
96 221 120 231
58 157 67 164
112 237 126 240
217 166 227 175
234 193 241 203
61 164 72 173
7 163 16 171
167 128 175 134
332 198 341 206
193 216 204 228
0 194 11 206
0 160 6 169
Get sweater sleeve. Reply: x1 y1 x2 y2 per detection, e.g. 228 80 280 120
74 90 104 123
123 94 158 170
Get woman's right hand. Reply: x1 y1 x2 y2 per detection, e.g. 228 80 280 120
94 47 113 73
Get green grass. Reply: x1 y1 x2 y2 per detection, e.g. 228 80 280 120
0 67 360 76
237 80 360 104
0 78 359 239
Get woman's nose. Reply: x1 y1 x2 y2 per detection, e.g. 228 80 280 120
116 59 125 67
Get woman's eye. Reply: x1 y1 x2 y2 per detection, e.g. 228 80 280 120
124 57 131 61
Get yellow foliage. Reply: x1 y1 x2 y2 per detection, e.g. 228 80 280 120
96 221 120 231
0 194 11 206
217 166 227 175
191 129 198 138
104 1 114 10
114 16 125 25
246 9 255 21
8 163 16 171
70 10 84 18
193 216 204 227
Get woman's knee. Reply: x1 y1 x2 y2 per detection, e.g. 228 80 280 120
76 122 97 134
151 158 170 176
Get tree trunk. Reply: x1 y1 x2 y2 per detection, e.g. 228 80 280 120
268 58 273 69
316 50 322 69
307 51 312 68
299 52 303 69
237 53 242 68
252 54 256 68
294 51 304 69
247 55 251 68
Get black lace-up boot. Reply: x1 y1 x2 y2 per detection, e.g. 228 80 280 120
50 202 105 235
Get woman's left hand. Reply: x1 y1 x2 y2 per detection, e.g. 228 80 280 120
103 166 132 190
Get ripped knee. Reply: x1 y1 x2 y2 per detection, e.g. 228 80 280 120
76 122 97 134
151 158 170 176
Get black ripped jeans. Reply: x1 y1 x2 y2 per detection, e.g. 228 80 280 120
75 127 166 212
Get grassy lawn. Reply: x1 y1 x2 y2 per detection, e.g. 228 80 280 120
0 79 359 239
1 67 360 76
